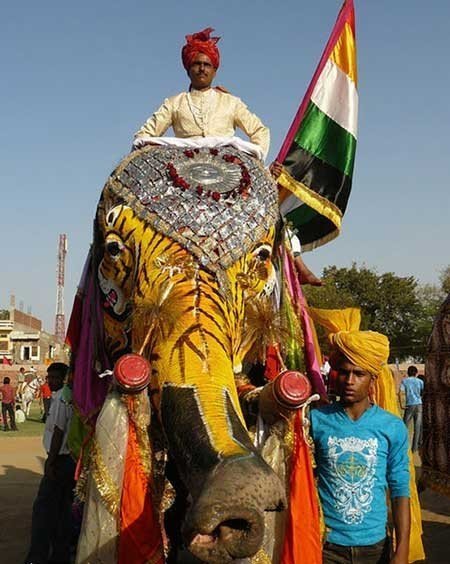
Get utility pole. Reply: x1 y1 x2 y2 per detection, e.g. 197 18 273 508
55 234 68 343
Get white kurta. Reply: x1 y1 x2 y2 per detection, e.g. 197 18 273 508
134 88 270 160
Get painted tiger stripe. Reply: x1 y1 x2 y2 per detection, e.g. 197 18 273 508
202 328 230 356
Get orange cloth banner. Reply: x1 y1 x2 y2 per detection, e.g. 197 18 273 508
281 411 322 564
119 420 163 564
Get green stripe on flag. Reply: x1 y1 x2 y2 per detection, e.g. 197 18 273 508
294 101 357 177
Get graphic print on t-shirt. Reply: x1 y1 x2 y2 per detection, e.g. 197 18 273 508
327 436 378 524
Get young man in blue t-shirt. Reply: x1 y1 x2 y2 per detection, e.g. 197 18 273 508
309 344 410 564
399 365 424 452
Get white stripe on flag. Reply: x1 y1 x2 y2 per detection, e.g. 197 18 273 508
311 59 358 139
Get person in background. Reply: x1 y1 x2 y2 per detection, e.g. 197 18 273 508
18 366 26 398
24 362 74 564
16 403 26 424
0 376 18 431
40 376 53 423
399 365 424 453
320 355 331 384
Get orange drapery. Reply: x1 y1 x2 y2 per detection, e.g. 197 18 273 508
119 420 163 564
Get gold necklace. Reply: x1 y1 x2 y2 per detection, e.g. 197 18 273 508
186 89 215 134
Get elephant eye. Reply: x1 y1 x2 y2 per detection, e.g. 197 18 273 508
257 247 271 261
106 241 122 257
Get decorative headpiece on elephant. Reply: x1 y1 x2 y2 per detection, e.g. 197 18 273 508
68 145 323 563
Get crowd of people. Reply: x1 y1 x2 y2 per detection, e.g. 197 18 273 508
0 366 59 431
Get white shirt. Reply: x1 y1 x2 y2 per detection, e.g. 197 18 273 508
43 388 73 455
134 89 270 160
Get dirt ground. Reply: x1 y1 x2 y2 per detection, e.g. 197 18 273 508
1 437 450 563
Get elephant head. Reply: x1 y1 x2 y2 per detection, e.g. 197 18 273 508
95 145 285 562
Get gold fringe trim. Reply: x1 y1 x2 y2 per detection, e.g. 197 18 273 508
250 548 272 564
301 227 340 253
278 169 343 250
126 393 152 478
91 439 121 516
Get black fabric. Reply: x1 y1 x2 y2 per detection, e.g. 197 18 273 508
283 144 352 246
284 144 352 214
25 455 75 564
1 401 16 430
323 537 391 564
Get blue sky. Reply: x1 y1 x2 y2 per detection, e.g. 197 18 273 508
1 0 449 331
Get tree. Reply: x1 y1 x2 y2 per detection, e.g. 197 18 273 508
439 265 450 295
304 263 424 361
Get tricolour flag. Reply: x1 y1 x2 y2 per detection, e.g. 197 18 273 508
277 0 358 251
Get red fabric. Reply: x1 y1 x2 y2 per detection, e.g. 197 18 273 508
2 356 12 365
0 384 15 404
281 411 322 564
65 292 83 351
40 383 52 399
118 420 163 564
181 27 220 70
264 344 282 381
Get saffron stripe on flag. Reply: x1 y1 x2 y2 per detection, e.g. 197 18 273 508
294 101 357 177
330 22 357 83
310 59 358 138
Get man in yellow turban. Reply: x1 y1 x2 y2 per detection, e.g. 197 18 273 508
308 308 412 564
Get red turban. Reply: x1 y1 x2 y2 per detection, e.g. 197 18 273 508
181 27 221 70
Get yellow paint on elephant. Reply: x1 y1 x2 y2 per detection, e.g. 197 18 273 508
96 189 276 459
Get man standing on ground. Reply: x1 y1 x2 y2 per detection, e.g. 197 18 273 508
399 365 424 453
40 376 53 423
309 330 411 564
0 376 18 431
24 362 74 564
18 366 26 398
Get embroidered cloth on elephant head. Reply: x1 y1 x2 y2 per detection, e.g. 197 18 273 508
106 145 279 273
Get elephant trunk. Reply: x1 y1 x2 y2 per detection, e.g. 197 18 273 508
183 455 286 562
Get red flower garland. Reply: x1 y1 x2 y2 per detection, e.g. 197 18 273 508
166 149 251 201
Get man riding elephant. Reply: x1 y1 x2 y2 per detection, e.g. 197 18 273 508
134 27 270 162
133 27 321 286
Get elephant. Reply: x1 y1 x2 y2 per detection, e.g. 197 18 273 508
422 292 450 496
72 144 298 563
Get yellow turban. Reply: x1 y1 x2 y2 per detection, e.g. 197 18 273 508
309 307 389 377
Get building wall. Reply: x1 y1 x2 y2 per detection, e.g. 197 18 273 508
10 309 42 332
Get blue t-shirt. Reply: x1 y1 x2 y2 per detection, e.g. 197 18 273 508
400 377 424 406
309 403 410 546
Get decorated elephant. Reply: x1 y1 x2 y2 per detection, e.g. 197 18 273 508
68 145 323 563
422 292 450 496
